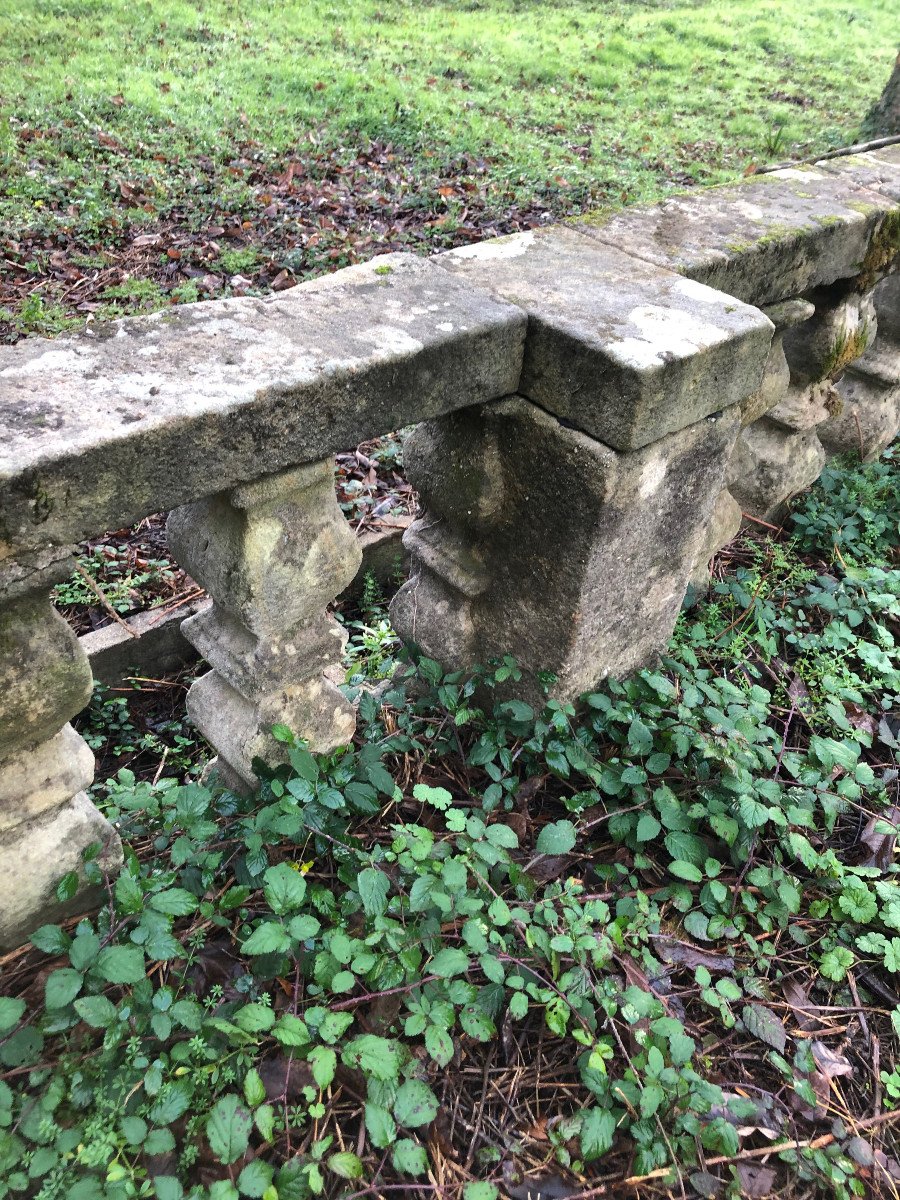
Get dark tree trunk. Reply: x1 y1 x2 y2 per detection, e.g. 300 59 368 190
865 53 900 137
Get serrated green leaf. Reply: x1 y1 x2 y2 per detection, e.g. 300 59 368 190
96 945 146 984
391 1138 428 1176
233 1003 276 1033
263 862 307 914
429 947 470 978
327 1152 363 1180
309 1045 337 1089
45 968 83 1010
206 1094 252 1165
73 994 117 1028
536 820 577 854
393 1079 439 1128
357 867 390 916
365 1102 397 1149
425 1024 454 1066
242 921 291 956
149 888 198 916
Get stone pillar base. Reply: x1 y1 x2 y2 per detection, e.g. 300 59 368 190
0 793 121 950
391 396 740 704
168 461 362 787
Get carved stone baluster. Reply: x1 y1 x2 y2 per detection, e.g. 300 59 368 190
819 272 900 461
726 291 876 521
392 397 739 705
167 462 362 790
0 558 121 949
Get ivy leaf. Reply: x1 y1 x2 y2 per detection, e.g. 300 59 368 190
393 1080 439 1128
206 1094 252 1165
413 783 453 810
429 948 470 978
536 820 577 854
392 1138 429 1176
357 867 390 917
820 946 855 982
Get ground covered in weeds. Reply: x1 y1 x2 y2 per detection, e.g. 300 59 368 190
2 0 898 341
1 446 899 1200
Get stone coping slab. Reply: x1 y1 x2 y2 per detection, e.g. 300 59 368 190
0 253 525 560
437 225 773 450
572 163 896 306
819 144 900 203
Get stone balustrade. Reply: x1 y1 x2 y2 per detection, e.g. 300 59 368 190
1 146 898 948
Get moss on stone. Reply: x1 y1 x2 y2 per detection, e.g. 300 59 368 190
820 319 871 380
855 210 900 291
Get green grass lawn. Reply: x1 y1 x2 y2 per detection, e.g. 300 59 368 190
1 0 897 337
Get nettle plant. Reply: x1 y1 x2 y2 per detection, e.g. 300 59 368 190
2 451 899 1200
0 678 732 1200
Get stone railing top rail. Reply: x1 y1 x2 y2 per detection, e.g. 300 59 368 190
1 146 898 568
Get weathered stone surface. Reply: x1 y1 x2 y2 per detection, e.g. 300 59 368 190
728 419 827 522
819 144 900 203
573 165 896 306
740 298 815 426
819 272 900 460
391 397 740 702
781 286 877 386
687 488 743 595
81 597 207 686
168 461 362 785
0 792 122 951
0 724 94 833
766 380 840 434
437 225 772 451
0 253 525 559
0 588 93 758
819 363 900 461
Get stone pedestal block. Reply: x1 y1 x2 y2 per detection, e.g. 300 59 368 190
0 564 121 950
687 489 743 596
0 792 121 950
729 284 880 519
167 462 362 787
728 419 827 522
819 273 900 461
739 299 814 427
391 397 740 704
